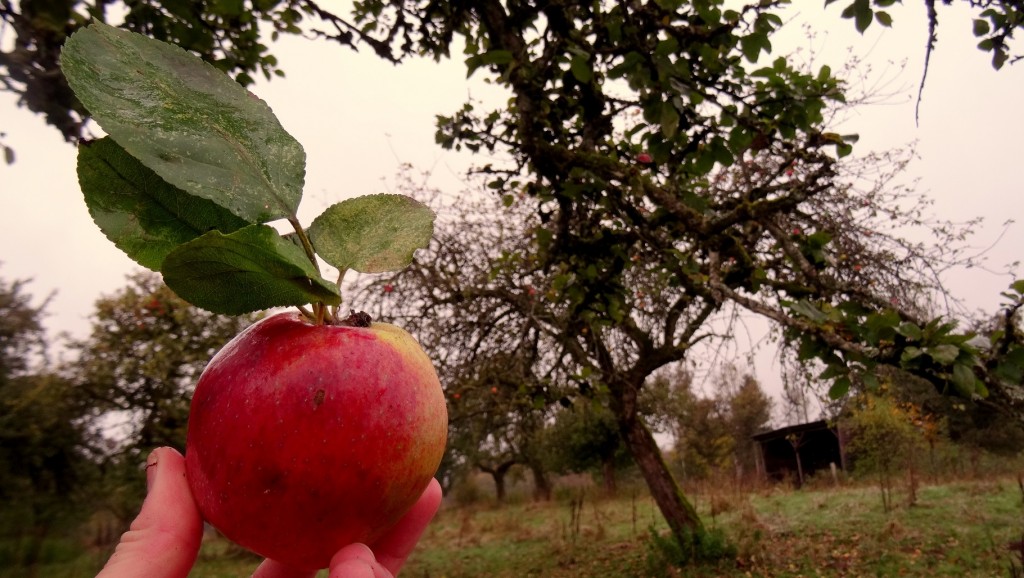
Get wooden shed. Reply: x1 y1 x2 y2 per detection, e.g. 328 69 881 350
752 419 847 487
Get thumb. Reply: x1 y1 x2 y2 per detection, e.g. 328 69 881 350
329 544 392 578
97 447 204 578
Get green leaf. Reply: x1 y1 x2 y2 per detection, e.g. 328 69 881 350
874 11 893 28
77 137 250 270
926 344 960 365
993 47 1009 70
901 346 924 363
828 376 851 399
660 102 680 139
466 49 513 78
861 372 880 390
853 0 873 33
739 34 766 63
895 321 923 341
61 22 305 224
570 55 593 83
789 299 828 323
973 18 991 37
951 363 977 397
308 194 435 274
161 225 340 315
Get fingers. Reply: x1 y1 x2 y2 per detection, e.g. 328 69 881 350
370 478 443 576
250 558 317 578
97 447 204 578
263 478 442 578
329 544 391 578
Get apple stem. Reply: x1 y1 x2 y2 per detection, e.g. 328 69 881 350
297 304 315 321
288 216 321 274
286 217 334 326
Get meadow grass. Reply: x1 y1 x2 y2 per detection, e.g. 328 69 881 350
6 475 1024 577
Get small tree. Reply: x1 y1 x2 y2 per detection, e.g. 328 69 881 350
844 394 935 511
725 372 774 480
543 399 631 495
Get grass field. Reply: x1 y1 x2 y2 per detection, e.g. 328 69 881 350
7 475 1024 577
396 476 1024 577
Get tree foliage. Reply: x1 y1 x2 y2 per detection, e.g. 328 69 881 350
2 1 1020 146
0 272 95 568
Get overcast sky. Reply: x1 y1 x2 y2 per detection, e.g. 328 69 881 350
1 3 1021 401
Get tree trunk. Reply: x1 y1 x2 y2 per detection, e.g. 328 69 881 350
611 378 704 539
25 523 50 578
529 461 552 501
491 471 507 501
478 460 516 502
602 457 618 496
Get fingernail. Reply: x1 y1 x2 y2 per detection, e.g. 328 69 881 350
145 449 160 492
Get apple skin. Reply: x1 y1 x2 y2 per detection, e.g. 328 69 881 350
184 311 447 571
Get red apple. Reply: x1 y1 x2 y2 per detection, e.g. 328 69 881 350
185 311 447 571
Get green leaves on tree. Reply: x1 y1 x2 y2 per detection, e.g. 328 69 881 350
61 22 305 224
77 137 250 271
61 23 433 318
309 194 435 274
786 296 990 402
162 225 341 315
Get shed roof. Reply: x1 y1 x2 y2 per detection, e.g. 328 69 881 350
751 419 832 442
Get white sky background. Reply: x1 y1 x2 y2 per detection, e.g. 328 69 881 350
0 2 1021 412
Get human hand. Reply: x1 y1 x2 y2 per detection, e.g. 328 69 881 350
97 447 442 578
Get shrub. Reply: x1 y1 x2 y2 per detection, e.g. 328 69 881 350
644 524 736 573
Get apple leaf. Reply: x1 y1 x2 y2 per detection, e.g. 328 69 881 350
162 225 341 315
308 194 435 273
951 363 979 397
61 22 305 224
77 137 250 271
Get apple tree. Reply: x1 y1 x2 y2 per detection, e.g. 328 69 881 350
335 1 1024 547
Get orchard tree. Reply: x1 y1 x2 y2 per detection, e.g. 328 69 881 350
544 399 631 495
0 272 48 383
450 351 559 502
0 273 95 570
719 367 774 478
341 2 1024 546
659 364 772 481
